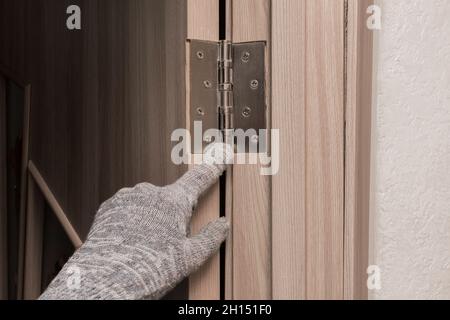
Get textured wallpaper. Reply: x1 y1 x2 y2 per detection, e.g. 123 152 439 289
371 0 450 299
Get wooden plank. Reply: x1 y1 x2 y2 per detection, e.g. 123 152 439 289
305 0 345 299
164 0 188 184
23 174 44 300
28 161 82 249
187 0 219 41
271 0 307 300
272 0 345 299
187 0 221 300
344 0 373 300
0 75 7 299
231 0 272 300
232 163 271 299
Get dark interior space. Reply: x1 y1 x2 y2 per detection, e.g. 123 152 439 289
3 80 25 299
0 0 189 300
40 203 75 293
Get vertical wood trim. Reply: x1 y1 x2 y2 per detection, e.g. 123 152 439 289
344 0 373 300
231 0 272 300
164 0 187 184
17 84 31 299
305 0 345 300
0 76 7 299
272 0 345 299
271 0 307 300
187 0 221 300
232 163 271 299
23 174 44 300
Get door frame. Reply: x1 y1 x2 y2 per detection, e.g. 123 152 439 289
186 0 222 300
344 0 374 300
187 0 374 300
0 65 32 300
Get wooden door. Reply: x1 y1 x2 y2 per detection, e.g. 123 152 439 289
0 0 207 300
0 0 372 300
186 0 221 300
190 0 373 300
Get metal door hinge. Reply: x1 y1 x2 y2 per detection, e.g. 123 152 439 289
188 39 266 150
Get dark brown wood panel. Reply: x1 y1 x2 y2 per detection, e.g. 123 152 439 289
23 174 44 300
0 0 187 240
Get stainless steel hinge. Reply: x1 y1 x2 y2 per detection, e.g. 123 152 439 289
188 39 266 150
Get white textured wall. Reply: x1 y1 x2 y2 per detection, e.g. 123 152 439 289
371 0 450 299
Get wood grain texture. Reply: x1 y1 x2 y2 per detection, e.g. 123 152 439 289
344 0 373 300
272 0 345 299
1 0 192 299
305 0 345 300
0 0 187 239
0 76 7 299
187 0 219 42
23 174 44 300
271 0 307 300
232 162 271 299
186 0 221 300
231 0 272 300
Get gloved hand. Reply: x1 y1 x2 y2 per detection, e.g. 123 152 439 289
39 144 232 300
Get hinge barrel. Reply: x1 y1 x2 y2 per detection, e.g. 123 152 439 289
218 40 233 131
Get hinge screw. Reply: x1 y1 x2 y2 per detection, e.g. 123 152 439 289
241 51 251 63
250 80 259 90
203 80 212 88
196 107 205 116
242 106 252 118
196 51 205 59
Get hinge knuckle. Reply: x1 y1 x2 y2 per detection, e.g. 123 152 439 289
218 40 234 131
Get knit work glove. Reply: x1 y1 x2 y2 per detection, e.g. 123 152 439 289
39 144 232 300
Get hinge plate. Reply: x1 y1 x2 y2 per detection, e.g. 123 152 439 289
189 40 219 148
188 39 266 152
232 42 266 138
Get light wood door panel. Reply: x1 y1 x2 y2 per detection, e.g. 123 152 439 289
272 0 345 300
271 0 307 300
304 0 345 299
187 0 221 300
230 0 272 300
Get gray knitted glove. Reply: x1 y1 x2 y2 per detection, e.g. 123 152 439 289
39 144 231 300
